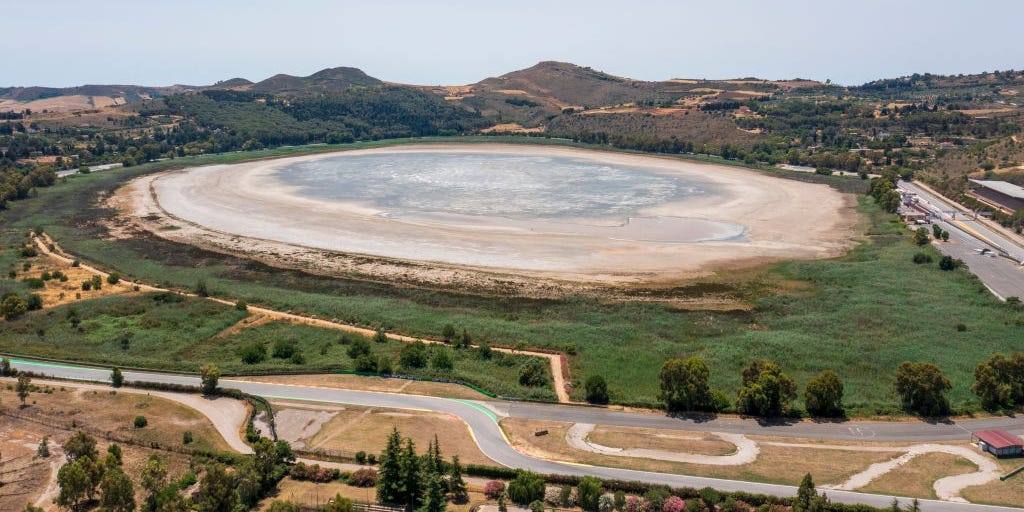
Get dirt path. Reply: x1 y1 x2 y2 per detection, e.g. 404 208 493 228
824 444 998 502
565 423 759 465
10 377 252 454
31 234 572 403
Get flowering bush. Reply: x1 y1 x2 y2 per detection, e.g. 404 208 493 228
663 496 686 512
545 486 563 505
484 480 506 500
350 468 378 488
290 462 337 483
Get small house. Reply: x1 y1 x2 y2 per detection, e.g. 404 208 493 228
973 430 1024 457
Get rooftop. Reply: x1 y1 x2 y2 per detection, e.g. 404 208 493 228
970 179 1024 200
974 429 1023 449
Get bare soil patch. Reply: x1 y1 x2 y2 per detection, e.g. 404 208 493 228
587 425 736 456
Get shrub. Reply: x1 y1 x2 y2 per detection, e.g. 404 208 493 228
354 354 378 372
912 252 932 264
23 277 45 289
350 468 378 487
578 476 602 511
355 451 367 464
106 272 120 285
238 343 267 364
71 259 80 267
81 281 92 291
938 255 960 271
431 348 454 371
272 339 298 359
183 431 193 444
25 294 43 311
2 295 28 320
133 416 148 428
518 359 549 387
399 341 428 369
235 300 248 311
585 375 609 404
545 486 562 506
508 471 545 505
291 462 338 483
373 328 388 343
663 496 686 512
484 480 506 500
529 501 545 512
599 495 615 512
346 338 372 359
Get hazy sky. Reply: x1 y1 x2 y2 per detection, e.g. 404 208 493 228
7 0 1024 88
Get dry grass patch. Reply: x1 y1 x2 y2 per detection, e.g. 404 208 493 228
300 403 493 465
0 385 232 453
270 477 488 512
236 373 489 400
587 425 736 456
960 457 1024 507
15 250 134 309
859 452 978 499
500 418 899 486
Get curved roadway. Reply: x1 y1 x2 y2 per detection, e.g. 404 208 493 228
9 359 1023 512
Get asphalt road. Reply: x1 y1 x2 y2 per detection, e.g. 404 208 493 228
899 181 1024 299
9 358 1024 512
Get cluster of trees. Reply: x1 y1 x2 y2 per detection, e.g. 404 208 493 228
51 429 296 512
653 352 1024 417
376 428 468 512
972 352 1024 410
656 357 842 417
0 161 56 209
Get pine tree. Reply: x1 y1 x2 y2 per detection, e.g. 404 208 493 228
449 455 468 504
421 473 448 512
400 438 422 510
377 428 405 504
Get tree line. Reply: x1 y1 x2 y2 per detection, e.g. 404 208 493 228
634 351 1024 418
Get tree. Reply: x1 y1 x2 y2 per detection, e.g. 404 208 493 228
200 364 219 395
195 279 209 297
441 324 456 343
106 445 123 467
478 340 492 360
913 227 930 246
399 438 422 510
518 359 548 387
377 428 405 504
141 454 168 510
194 463 237 512
64 431 98 463
2 294 28 320
507 470 545 505
326 494 355 512
399 341 428 369
795 473 816 510
17 372 31 405
421 473 447 512
972 353 1024 410
578 476 602 512
1 357 12 376
658 357 712 412
736 360 797 417
449 455 469 504
110 367 124 388
431 348 454 371
347 338 372 359
37 436 50 458
804 370 844 417
373 327 388 344
134 415 148 428
106 272 121 285
895 361 952 416
585 375 609 404
56 458 92 512
99 467 136 512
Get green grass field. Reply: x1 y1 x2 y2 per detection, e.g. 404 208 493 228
2 139 1021 414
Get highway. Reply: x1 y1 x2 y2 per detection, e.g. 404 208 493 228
9 358 1024 512
899 181 1024 300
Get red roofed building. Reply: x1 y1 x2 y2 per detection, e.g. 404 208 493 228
972 430 1023 457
